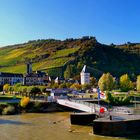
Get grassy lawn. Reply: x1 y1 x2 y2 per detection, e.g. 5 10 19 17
0 95 22 105
0 95 22 99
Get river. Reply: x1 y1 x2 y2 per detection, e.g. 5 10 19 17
0 112 131 140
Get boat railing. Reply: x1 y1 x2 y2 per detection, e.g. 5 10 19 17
112 106 133 115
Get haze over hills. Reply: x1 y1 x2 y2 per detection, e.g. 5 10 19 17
0 36 140 79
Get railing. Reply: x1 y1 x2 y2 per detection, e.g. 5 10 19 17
111 106 133 115
70 99 103 113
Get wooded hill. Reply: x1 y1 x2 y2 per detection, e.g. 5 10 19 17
0 36 140 79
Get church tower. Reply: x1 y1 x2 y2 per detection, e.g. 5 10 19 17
80 65 90 85
27 62 32 74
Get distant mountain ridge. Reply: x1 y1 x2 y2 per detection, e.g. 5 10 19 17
0 36 140 79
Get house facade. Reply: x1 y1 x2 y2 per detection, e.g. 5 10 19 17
0 72 23 86
23 71 48 86
23 62 48 86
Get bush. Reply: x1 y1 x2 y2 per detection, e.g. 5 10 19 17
2 106 15 115
106 92 131 106
20 97 30 108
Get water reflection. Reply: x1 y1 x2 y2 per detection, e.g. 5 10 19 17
0 119 28 125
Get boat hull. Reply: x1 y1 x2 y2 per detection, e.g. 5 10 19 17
93 119 140 136
70 113 97 125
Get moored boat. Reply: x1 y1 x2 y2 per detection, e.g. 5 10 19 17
70 112 97 125
93 116 140 137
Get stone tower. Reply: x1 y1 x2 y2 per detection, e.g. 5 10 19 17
80 65 90 85
27 62 32 74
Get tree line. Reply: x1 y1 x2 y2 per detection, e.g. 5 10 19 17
98 73 140 92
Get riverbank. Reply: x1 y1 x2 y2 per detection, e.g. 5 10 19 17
0 99 80 116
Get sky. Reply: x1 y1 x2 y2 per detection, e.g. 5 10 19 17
0 0 140 47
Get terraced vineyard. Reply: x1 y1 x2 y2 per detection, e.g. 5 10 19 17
0 40 80 75
0 37 140 78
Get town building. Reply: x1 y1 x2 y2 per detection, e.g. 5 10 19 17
23 71 48 85
23 62 48 85
80 65 90 85
0 72 23 86
54 77 65 84
0 62 48 86
47 88 70 102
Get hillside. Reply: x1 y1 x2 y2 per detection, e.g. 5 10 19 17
0 36 140 79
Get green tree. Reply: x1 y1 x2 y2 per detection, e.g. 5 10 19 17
137 75 140 91
64 65 73 79
21 87 28 96
120 74 133 92
30 87 41 100
59 83 67 88
27 86 33 94
106 92 114 104
98 73 116 91
13 83 22 93
77 62 83 72
9 86 14 94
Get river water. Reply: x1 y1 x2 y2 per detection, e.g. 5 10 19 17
0 112 130 140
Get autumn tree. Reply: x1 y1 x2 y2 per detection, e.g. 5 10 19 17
59 83 67 88
137 75 140 91
90 77 97 87
20 97 30 108
82 84 91 90
98 73 116 91
66 82 73 88
119 74 133 92
70 83 82 90
3 84 10 93
52 83 59 89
